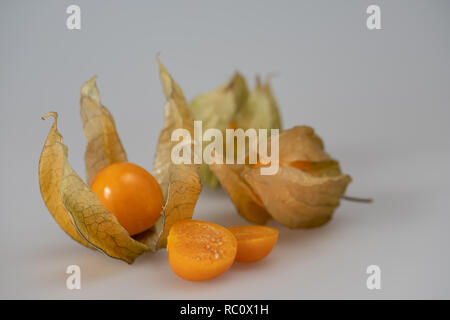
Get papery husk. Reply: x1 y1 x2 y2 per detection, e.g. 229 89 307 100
188 72 248 189
80 77 127 185
209 163 271 224
39 112 92 248
235 76 282 132
39 113 147 263
143 59 202 249
211 126 351 228
242 165 351 228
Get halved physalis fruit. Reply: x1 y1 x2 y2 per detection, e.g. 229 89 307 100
228 225 278 263
90 162 164 236
167 220 237 281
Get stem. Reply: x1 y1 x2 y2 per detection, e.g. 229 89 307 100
342 195 373 203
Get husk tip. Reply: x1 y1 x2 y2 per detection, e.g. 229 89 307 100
41 111 58 121
80 75 100 101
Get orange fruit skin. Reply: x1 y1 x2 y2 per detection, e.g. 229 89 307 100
228 225 278 263
167 220 237 281
90 162 164 236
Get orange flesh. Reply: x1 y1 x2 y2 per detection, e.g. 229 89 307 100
167 220 237 281
288 159 339 172
90 162 164 236
253 159 338 173
228 225 278 263
287 160 313 170
228 121 237 130
253 160 310 170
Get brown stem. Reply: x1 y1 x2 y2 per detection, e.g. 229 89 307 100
342 195 373 203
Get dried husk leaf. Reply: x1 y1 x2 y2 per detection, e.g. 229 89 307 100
210 125 351 228
153 98 195 198
287 159 341 177
198 165 221 189
80 76 127 185
154 59 195 196
158 59 187 107
39 112 92 248
147 60 202 248
189 72 248 131
242 166 351 228
189 72 248 188
156 163 201 248
276 126 342 177
209 163 271 224
277 126 329 164
242 126 352 228
39 113 148 263
235 76 282 131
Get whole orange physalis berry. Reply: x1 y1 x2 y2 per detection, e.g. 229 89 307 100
90 162 164 236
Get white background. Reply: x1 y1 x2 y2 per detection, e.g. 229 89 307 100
1 0 449 299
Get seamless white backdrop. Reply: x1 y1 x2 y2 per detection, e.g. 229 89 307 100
0 0 449 299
